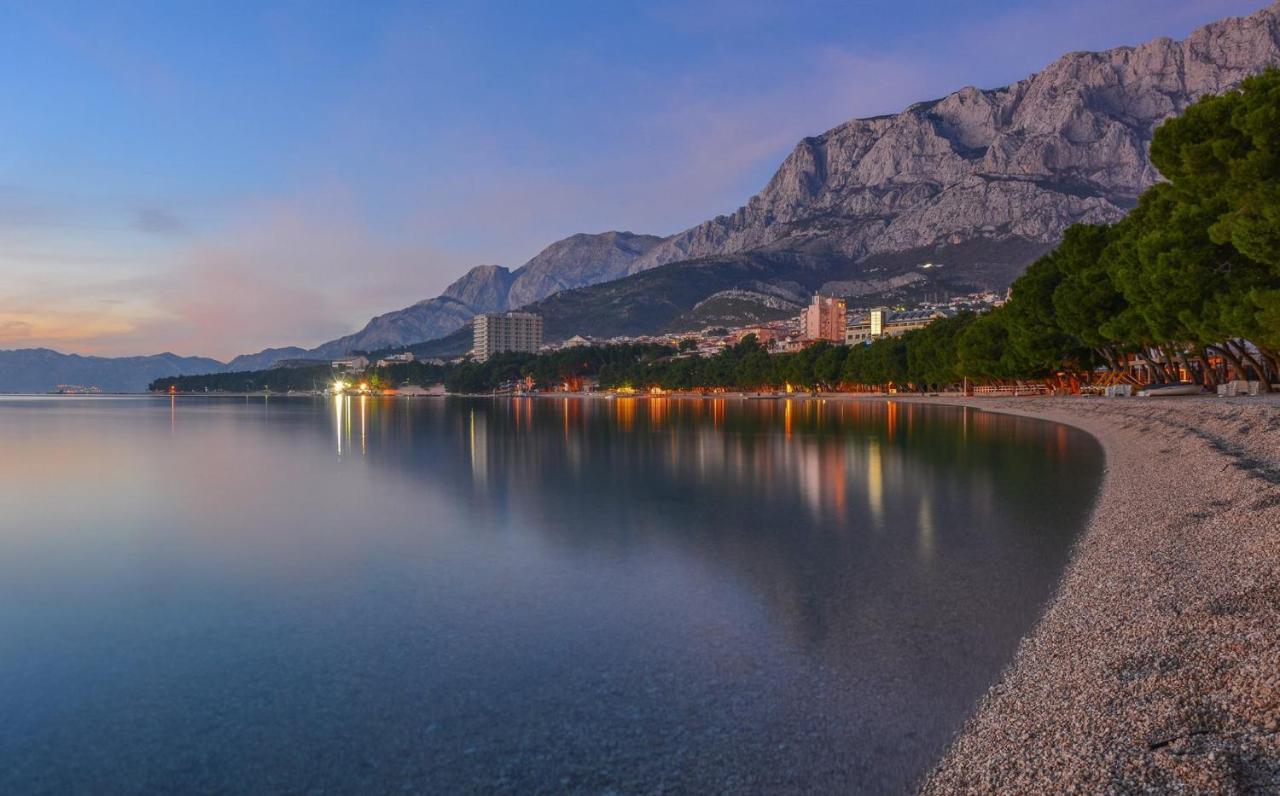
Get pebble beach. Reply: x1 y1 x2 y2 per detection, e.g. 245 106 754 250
916 395 1280 793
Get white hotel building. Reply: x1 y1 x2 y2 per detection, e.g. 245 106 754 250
472 311 543 362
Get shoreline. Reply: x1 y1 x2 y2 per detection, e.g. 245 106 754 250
415 388 1280 789
16 389 1277 786
902 395 1280 793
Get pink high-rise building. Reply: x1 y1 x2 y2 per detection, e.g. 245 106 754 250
800 294 846 342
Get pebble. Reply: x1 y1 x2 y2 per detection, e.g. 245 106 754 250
915 395 1280 794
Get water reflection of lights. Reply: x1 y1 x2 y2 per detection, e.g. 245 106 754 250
615 397 636 431
866 437 884 527
359 394 367 455
917 496 935 560
648 397 669 430
330 394 368 457
334 394 344 455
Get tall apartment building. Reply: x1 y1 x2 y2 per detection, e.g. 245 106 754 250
472 311 543 362
799 293 847 343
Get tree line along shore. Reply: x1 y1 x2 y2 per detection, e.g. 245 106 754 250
155 70 1280 398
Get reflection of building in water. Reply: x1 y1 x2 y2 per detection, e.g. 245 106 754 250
866 437 884 526
469 409 488 488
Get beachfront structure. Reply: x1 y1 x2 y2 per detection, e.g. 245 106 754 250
800 294 847 342
472 311 543 362
375 352 415 367
331 355 370 371
846 308 951 345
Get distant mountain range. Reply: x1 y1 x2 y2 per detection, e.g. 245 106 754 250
10 2 1280 390
0 349 226 393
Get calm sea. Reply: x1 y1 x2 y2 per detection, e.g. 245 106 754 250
0 396 1101 794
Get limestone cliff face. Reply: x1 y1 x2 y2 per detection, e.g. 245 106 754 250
440 264 516 314
631 2 1280 272
506 232 663 309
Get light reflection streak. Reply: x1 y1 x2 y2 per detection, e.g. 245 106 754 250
360 395 367 456
867 437 884 527
334 394 344 456
918 496 935 560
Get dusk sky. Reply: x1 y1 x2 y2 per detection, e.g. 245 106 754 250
0 0 1266 360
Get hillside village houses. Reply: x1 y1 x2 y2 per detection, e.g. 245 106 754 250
322 289 1006 378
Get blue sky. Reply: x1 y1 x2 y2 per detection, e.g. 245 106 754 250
0 0 1267 358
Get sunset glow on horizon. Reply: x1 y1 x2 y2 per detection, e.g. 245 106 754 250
1 0 1261 360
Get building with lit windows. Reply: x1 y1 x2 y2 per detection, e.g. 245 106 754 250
846 307 951 345
799 294 847 342
472 311 543 362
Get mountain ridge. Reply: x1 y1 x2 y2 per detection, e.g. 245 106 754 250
351 1 1280 354
231 230 664 366
12 2 1280 388
0 348 228 393
627 2 1280 274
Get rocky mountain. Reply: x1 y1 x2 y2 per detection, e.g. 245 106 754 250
629 3 1280 278
232 231 663 367
0 349 228 393
226 346 310 371
354 2 1280 357
147 2 1280 374
403 237 1053 360
505 232 665 308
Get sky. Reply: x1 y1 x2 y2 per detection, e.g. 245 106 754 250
0 0 1268 360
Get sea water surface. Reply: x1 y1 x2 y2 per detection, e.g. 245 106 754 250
0 396 1101 793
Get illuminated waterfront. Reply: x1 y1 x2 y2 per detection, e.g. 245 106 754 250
0 396 1101 793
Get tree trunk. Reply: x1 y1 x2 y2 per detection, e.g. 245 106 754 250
1157 344 1181 382
1209 343 1246 382
1197 349 1219 388
1231 339 1272 392
1254 343 1280 386
1174 349 1194 384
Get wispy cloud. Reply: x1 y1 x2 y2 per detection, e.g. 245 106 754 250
135 207 186 235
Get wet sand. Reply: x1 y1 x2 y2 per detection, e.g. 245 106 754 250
912 396 1280 793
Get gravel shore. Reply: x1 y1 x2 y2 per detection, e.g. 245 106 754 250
913 396 1280 794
